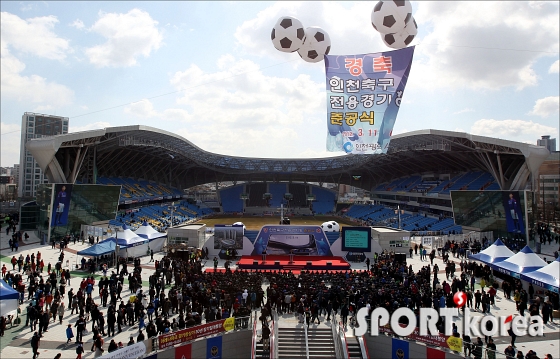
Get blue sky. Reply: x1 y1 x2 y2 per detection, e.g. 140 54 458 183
1 1 559 167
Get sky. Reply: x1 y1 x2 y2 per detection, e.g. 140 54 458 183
1 1 559 168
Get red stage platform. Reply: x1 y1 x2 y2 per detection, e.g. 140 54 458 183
236 255 351 271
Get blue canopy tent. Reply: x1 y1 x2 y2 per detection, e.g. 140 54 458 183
521 256 560 294
0 279 20 316
77 240 116 257
491 245 547 279
469 238 515 265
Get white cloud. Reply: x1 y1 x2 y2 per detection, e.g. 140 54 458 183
124 99 191 122
85 9 163 67
471 119 557 140
170 55 323 126
70 19 85 30
69 121 112 133
410 1 559 90
0 43 74 107
550 59 559 74
452 108 475 115
234 2 386 60
1 12 70 60
0 122 21 167
124 99 158 118
124 53 325 158
529 96 560 117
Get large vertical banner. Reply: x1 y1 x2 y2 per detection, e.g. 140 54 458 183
391 338 409 359
206 336 222 359
325 47 415 154
502 191 525 234
51 184 72 227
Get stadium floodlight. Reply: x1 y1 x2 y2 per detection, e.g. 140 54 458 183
394 205 405 229
167 202 178 229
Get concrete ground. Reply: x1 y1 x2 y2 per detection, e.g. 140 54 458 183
0 228 558 359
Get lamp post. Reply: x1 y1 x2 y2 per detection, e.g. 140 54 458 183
167 202 178 229
395 205 405 229
113 227 121 268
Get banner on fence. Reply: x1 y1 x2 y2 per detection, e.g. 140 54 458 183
158 317 235 350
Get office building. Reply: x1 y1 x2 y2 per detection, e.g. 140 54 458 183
537 135 557 153
18 112 69 198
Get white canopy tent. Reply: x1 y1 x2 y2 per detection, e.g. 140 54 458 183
134 221 166 240
492 245 547 279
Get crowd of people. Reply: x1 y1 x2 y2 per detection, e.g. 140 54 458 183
0 234 558 359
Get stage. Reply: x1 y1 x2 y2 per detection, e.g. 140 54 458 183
235 255 351 272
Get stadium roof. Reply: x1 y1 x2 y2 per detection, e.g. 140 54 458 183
27 125 549 191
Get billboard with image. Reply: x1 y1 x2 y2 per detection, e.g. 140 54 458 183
451 190 528 238
51 184 73 227
213 225 244 249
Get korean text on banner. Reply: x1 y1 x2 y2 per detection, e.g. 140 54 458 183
324 47 415 154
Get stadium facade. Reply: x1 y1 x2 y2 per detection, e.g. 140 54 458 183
26 125 549 193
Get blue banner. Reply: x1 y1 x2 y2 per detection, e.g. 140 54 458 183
206 336 222 359
324 47 415 154
392 338 410 359
51 184 73 227
502 191 525 234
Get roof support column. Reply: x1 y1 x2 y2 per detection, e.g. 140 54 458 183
69 145 83 183
495 151 505 190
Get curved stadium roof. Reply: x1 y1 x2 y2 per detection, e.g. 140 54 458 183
26 125 549 191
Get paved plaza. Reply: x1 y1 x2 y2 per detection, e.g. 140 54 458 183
1 228 558 358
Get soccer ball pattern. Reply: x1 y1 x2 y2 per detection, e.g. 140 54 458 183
271 16 305 53
297 27 331 63
321 221 340 233
371 0 413 34
232 222 246 232
382 17 417 49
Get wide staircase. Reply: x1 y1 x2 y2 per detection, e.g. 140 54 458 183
307 327 336 359
346 336 363 359
278 327 306 358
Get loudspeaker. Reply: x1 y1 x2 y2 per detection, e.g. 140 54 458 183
253 260 259 266
274 261 280 265
326 262 332 266
306 261 312 266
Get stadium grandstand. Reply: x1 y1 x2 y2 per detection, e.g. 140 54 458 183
26 126 550 234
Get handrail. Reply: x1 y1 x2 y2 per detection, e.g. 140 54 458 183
357 335 369 359
251 314 258 359
332 320 343 359
304 321 310 359
339 321 350 359
271 310 279 359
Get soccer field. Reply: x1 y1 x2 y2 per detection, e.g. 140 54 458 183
194 215 356 230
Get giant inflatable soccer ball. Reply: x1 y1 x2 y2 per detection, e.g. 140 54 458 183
297 27 331 63
381 17 417 49
271 16 306 53
371 0 412 34
321 221 340 232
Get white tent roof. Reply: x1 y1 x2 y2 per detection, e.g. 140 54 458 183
135 221 166 239
502 246 547 268
492 245 547 277
470 238 515 264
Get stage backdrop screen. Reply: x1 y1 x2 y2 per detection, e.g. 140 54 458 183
342 226 372 252
213 225 243 249
451 190 528 237
251 225 333 256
